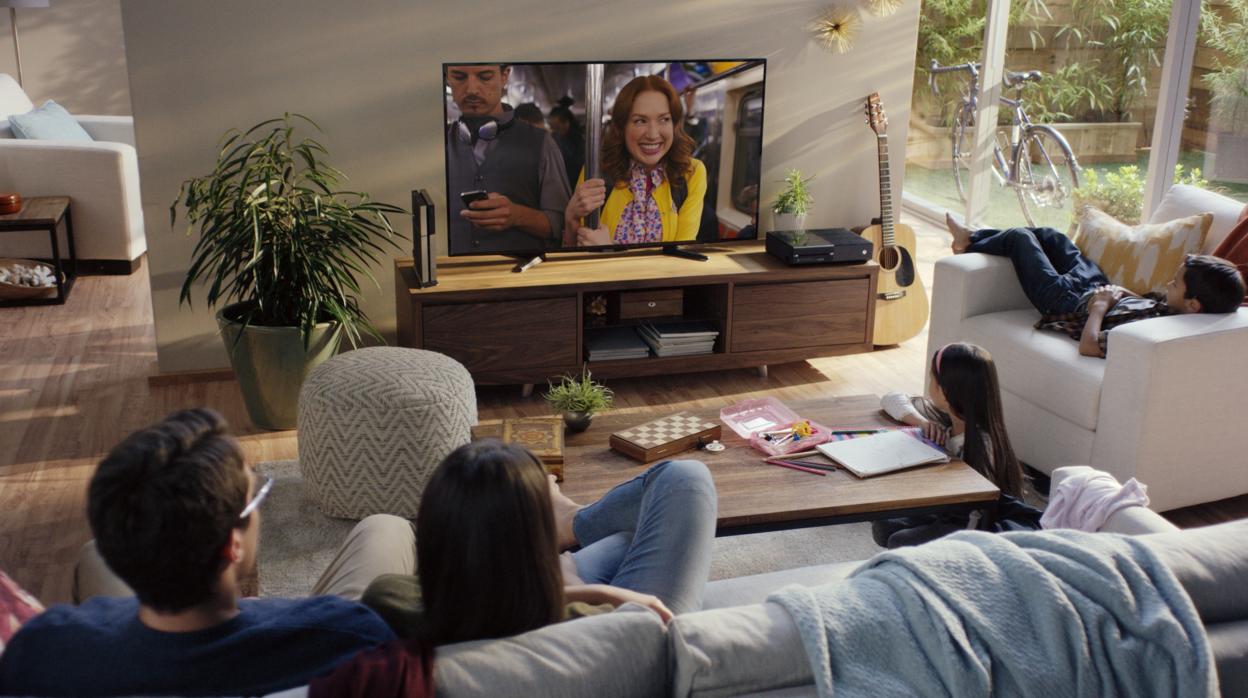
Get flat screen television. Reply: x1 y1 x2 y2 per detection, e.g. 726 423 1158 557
442 59 766 257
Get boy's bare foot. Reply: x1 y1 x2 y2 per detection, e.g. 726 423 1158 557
549 474 585 552
945 213 973 254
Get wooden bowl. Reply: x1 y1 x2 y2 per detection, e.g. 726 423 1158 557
0 193 21 216
0 258 59 300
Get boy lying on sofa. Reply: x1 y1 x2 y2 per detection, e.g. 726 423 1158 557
944 214 1246 357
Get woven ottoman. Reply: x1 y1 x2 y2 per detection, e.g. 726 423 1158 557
298 347 477 518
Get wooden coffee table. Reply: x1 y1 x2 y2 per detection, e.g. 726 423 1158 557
560 394 999 535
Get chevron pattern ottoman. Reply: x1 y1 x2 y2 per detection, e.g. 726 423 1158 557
298 347 477 518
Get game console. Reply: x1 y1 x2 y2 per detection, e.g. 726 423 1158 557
765 228 873 266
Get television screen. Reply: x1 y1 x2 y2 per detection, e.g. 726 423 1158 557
442 60 765 257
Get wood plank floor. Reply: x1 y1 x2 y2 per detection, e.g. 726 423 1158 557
3 216 1242 604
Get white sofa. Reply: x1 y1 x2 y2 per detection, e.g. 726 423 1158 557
0 74 145 271
928 185 1248 512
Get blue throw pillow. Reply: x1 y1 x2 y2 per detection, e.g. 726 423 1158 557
9 100 92 142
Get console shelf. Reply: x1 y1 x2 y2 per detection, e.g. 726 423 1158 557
395 243 878 385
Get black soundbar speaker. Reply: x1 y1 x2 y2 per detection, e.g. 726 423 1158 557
411 189 438 287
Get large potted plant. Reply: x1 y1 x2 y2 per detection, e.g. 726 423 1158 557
172 114 405 430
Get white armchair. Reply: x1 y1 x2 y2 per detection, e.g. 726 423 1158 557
0 74 144 271
928 187 1248 512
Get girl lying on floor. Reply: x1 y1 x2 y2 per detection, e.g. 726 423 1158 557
875 341 1040 548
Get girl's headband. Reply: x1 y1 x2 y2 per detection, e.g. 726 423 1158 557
934 344 949 376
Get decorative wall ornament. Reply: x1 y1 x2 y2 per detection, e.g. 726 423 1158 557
866 0 903 17
810 5 862 54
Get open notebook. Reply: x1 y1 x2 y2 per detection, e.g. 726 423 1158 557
815 430 950 478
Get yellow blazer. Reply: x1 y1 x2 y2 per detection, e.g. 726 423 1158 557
575 159 707 244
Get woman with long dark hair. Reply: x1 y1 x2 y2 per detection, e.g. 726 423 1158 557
363 440 717 645
874 342 1034 548
563 75 707 247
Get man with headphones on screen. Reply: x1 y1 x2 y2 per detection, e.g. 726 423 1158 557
446 64 571 254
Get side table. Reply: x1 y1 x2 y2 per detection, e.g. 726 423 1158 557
0 196 76 306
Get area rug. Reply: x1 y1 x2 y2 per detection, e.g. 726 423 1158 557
257 460 883 598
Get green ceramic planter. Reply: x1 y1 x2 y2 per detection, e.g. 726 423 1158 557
217 303 341 431
562 410 593 433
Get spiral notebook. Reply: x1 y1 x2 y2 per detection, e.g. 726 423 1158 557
814 429 950 478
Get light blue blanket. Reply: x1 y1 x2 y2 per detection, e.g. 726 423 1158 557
768 529 1216 697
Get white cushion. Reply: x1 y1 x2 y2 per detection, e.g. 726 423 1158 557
1150 183 1247 254
434 606 669 698
670 603 813 697
0 74 34 120
960 309 1107 431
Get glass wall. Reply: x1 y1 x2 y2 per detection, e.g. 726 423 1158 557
904 0 988 216
993 0 1171 231
904 0 1245 231
1184 0 1248 206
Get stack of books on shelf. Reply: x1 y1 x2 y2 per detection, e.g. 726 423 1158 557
638 320 719 357
585 326 651 361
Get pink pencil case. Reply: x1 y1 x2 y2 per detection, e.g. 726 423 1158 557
720 397 833 456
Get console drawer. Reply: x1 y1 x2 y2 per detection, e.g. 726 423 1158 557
731 279 869 352
424 297 577 372
619 288 684 320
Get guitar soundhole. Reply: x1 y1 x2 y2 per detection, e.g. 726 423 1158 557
879 246 900 271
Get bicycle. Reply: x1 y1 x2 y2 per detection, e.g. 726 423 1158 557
928 60 1081 230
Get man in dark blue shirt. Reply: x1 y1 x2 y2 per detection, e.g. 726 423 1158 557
0 408 397 696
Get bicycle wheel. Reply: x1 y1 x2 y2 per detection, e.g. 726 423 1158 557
1013 125 1080 233
952 104 1010 203
951 103 974 203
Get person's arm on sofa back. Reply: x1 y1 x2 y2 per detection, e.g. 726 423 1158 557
1049 466 1180 535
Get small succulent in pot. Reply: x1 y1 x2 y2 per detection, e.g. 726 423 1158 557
543 368 614 432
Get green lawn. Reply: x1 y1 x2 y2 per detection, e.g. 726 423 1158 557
905 149 1248 230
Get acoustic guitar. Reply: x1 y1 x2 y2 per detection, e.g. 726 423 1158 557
861 93 929 346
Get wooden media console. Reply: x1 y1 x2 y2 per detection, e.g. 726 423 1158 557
395 243 878 386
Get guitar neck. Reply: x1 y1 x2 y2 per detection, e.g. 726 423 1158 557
876 134 894 247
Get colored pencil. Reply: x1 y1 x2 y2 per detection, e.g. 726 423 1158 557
766 460 826 476
777 448 822 458
769 458 839 470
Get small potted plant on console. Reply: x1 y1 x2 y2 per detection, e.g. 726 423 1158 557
771 168 815 232
544 368 614 432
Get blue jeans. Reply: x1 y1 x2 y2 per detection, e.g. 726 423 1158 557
571 460 717 614
968 226 1109 315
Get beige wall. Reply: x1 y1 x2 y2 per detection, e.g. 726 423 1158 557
122 0 922 373
0 0 129 114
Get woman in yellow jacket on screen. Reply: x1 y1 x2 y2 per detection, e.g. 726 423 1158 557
564 75 707 247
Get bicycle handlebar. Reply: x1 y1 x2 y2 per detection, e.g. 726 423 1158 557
929 59 980 76
929 60 1043 95
929 60 980 96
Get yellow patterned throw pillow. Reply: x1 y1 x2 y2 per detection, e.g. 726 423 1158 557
1074 206 1211 296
